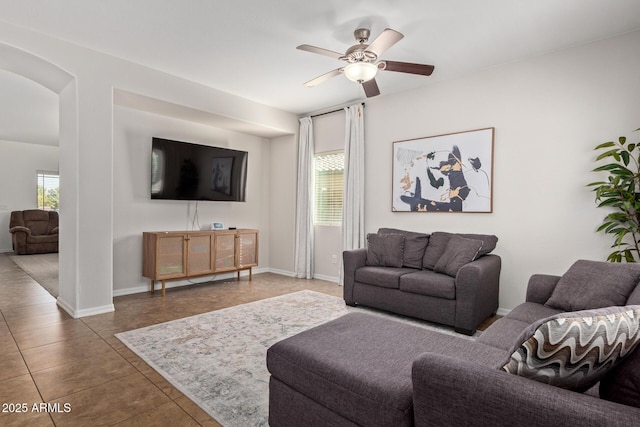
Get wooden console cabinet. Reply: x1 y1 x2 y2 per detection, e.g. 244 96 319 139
142 229 259 296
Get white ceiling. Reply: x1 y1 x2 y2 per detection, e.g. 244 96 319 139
2 0 640 144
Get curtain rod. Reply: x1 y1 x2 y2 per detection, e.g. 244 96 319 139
309 103 365 119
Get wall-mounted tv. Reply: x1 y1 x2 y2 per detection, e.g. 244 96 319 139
151 137 248 202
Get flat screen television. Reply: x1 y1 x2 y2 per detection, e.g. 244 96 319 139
151 137 248 202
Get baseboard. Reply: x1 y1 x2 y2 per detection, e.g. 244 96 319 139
262 268 340 284
113 267 271 297
496 307 511 316
266 268 295 277
56 298 115 319
312 274 339 284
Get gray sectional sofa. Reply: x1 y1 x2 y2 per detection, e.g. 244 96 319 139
267 259 640 426
343 228 501 335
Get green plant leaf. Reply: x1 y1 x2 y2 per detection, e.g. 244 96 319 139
620 136 627 145
594 141 616 150
621 150 631 166
596 149 620 161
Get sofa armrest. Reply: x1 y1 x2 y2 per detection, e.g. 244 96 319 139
412 352 640 427
342 248 367 305
454 254 501 334
9 226 31 235
525 274 561 304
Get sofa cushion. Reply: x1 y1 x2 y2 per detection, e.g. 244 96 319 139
422 232 451 270
433 235 483 277
23 209 51 236
378 228 429 269
502 305 640 391
355 266 414 289
423 232 499 270
545 260 640 311
366 233 404 268
477 317 532 351
26 234 59 244
458 233 498 257
600 342 640 408
399 270 456 300
505 302 563 325
627 285 640 305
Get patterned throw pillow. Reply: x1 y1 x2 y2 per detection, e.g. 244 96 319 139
502 305 640 391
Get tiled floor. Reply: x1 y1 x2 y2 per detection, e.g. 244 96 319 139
0 253 499 426
0 254 342 426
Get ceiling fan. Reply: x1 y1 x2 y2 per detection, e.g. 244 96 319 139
297 27 435 98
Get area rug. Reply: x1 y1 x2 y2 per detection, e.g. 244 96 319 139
9 253 58 297
116 290 477 426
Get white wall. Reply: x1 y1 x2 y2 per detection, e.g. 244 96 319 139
0 140 59 251
361 30 640 311
263 30 640 311
268 134 297 275
112 106 271 294
0 20 297 316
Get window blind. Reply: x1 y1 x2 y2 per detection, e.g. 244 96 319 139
314 151 344 225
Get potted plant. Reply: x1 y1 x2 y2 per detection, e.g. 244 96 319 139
588 128 640 262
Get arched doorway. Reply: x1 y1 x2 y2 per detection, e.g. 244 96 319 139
0 42 81 316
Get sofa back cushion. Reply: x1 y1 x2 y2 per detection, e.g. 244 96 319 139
22 209 52 236
422 232 450 270
545 260 640 311
458 233 498 257
600 341 640 408
378 228 429 269
366 233 405 268
423 231 498 270
627 285 640 305
502 305 640 392
433 235 483 277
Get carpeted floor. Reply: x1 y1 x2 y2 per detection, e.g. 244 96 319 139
9 252 58 297
116 290 478 427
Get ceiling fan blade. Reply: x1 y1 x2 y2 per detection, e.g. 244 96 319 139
381 60 434 76
297 44 344 60
365 29 404 58
362 78 380 98
304 68 344 87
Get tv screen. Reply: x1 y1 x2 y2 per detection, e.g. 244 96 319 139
151 138 248 202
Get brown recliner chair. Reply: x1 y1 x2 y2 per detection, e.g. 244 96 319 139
9 210 59 255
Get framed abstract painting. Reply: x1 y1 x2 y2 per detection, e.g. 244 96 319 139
392 127 494 213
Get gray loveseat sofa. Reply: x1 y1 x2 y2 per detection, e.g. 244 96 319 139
267 260 640 426
344 228 500 335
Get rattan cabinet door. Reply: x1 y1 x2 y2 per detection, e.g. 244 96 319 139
187 233 214 276
213 231 237 272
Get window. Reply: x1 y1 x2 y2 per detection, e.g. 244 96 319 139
314 151 344 225
36 170 60 211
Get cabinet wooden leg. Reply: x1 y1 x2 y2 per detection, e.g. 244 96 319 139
150 280 155 294
249 267 252 281
161 280 166 297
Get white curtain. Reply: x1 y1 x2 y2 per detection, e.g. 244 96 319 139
294 116 314 279
342 104 366 257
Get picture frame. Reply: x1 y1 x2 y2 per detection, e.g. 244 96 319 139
392 127 494 213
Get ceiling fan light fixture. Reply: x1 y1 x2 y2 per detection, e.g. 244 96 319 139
344 62 377 83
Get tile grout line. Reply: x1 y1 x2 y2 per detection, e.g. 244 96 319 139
80 315 207 426
2 306 57 426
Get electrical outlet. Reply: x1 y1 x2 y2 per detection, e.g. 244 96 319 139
331 255 337 264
